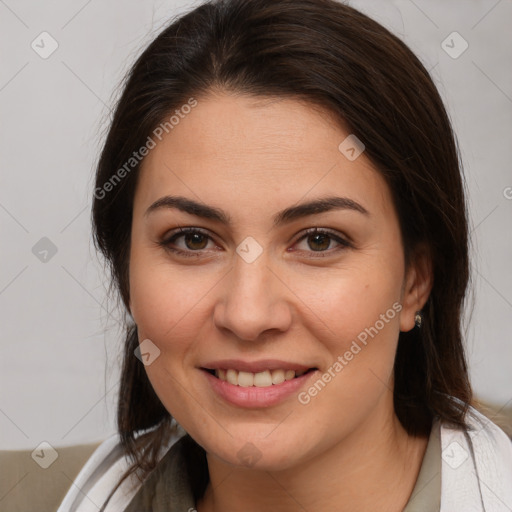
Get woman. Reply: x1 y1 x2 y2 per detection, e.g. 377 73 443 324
58 0 512 510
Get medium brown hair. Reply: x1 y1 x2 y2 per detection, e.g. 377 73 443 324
92 0 472 484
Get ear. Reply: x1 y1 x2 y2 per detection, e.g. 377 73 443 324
400 244 433 332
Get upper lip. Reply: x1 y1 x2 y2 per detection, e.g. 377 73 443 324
200 359 315 373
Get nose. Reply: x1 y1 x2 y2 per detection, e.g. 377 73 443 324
213 251 293 342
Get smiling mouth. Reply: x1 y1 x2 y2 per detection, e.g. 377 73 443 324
202 368 317 387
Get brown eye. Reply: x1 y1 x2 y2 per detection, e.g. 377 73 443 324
293 228 351 256
160 227 217 257
307 232 332 251
183 232 208 250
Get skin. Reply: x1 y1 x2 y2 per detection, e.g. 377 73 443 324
129 90 433 512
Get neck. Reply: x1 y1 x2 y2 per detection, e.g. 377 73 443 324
196 392 429 512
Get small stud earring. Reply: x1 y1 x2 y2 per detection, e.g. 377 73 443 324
414 311 423 328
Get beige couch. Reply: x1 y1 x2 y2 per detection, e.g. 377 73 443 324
0 442 100 512
1 402 510 512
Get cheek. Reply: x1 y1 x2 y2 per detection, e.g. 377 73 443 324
291 262 403 412
128 245 218 353
291 261 403 352
128 247 217 420
293 275 402 422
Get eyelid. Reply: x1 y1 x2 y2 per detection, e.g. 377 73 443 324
294 226 351 243
162 226 211 241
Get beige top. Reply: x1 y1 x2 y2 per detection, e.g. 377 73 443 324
403 419 441 511
57 405 512 511
123 420 442 511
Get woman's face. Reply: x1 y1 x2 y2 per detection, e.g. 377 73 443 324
129 92 426 470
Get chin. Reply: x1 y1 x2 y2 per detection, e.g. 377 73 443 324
199 428 310 471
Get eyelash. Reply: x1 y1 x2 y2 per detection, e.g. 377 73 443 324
158 227 351 259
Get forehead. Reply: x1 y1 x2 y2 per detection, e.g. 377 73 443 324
135 92 392 220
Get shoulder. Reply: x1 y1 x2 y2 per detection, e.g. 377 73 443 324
56 431 184 512
439 405 512 511
460 405 512 462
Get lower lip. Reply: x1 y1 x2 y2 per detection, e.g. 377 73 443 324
202 369 318 408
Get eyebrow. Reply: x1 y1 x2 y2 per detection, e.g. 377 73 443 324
145 195 369 226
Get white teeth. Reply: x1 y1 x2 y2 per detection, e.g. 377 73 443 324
238 371 254 387
284 369 295 381
214 368 309 387
226 369 238 385
271 369 285 384
254 370 272 387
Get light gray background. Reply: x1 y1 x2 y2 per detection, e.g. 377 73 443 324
1 0 511 450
